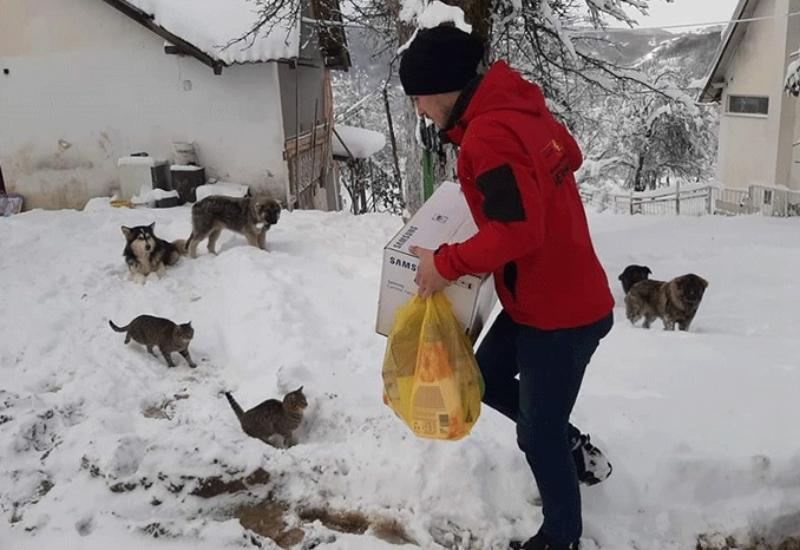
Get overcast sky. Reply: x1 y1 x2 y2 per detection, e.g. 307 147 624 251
616 0 741 29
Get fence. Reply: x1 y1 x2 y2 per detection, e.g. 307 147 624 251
746 185 800 217
611 185 713 216
582 184 800 218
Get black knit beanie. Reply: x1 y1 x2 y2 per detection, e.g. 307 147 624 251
399 25 485 96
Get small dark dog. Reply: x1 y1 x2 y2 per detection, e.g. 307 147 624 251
121 223 186 283
187 195 281 258
625 274 709 331
618 264 652 294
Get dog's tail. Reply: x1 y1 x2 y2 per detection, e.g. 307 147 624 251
184 232 195 254
225 392 245 421
108 320 129 333
171 239 188 256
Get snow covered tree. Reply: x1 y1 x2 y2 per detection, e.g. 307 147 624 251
332 67 406 214
785 54 800 96
237 0 670 212
577 33 719 192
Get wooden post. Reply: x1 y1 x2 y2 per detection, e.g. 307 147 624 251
676 179 681 215
310 99 319 199
292 62 300 211
707 186 713 215
383 86 402 201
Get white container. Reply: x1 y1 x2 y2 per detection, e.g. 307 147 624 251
172 142 199 165
117 156 168 200
375 181 497 342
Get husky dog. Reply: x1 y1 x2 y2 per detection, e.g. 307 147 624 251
109 315 196 368
618 264 652 294
625 273 709 331
186 195 281 258
121 223 186 283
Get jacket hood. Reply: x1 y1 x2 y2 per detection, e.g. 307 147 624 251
446 61 546 145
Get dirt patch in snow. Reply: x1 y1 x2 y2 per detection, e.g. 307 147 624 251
698 534 800 549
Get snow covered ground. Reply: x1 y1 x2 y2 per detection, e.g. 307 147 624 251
2 201 800 550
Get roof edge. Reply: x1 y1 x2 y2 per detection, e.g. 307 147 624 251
101 0 230 73
697 0 753 104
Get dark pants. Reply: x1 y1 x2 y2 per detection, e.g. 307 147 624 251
475 311 613 544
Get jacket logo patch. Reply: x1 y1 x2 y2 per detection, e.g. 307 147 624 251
476 164 526 223
541 139 570 185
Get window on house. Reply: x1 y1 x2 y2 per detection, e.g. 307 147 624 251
727 95 769 116
763 189 773 205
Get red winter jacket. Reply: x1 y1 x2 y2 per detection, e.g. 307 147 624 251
433 61 614 330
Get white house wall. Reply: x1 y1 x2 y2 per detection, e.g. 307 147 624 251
718 0 776 189
776 0 800 189
0 0 289 210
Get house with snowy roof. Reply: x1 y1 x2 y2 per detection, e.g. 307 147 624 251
699 0 800 212
0 0 351 211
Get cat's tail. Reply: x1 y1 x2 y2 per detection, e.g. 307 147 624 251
225 392 245 421
108 320 129 333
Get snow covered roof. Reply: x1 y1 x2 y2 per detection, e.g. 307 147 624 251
697 0 753 103
332 125 386 159
105 0 300 70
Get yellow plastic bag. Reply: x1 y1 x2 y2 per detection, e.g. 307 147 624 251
382 293 484 441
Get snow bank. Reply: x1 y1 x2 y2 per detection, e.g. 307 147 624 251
3 206 800 548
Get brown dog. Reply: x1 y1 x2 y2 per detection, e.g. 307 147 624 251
625 274 708 331
187 195 281 258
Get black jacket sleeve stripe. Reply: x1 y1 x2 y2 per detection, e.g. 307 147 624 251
475 164 526 222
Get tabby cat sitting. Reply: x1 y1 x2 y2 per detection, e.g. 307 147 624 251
225 387 307 448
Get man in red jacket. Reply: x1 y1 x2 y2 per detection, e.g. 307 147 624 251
399 26 615 550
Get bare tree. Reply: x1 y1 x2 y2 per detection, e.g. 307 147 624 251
235 0 668 212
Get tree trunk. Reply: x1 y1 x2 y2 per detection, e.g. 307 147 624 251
633 154 645 192
387 0 424 215
388 0 493 215
402 103 424 215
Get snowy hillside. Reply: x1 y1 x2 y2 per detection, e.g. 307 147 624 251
341 26 723 92
585 27 722 77
2 203 800 549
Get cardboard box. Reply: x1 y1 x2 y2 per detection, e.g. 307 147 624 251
376 182 497 342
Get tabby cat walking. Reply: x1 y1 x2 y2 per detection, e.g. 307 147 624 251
109 315 197 368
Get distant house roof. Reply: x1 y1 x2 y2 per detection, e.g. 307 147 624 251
698 0 755 103
101 0 349 74
332 126 386 160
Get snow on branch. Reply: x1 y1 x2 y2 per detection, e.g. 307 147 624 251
785 52 800 96
583 0 654 28
397 0 472 53
540 0 578 62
